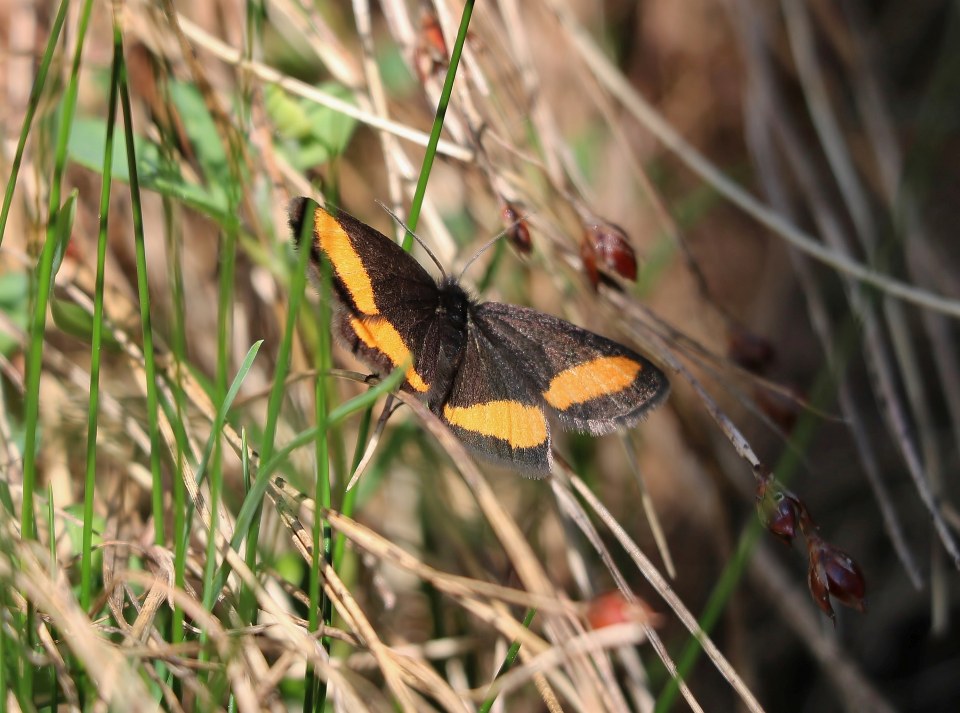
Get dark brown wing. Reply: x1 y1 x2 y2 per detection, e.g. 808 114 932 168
469 302 669 435
290 199 448 395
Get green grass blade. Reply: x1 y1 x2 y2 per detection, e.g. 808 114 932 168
45 485 58 709
305 243 334 713
186 340 263 628
116 26 165 545
9 14 89 568
166 200 188 653
236 202 313 624
192 340 264 497
0 0 71 247
21 0 96 546
479 607 538 713
332 405 372 571
21 189 77 545
226 361 407 576
402 0 475 249
80 29 122 615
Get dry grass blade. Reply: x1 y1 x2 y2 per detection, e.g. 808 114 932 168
4 1 956 710
735 0 960 570
174 13 472 161
566 473 764 713
0 527 153 710
544 0 960 319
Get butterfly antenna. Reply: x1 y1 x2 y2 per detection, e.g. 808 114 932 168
377 201 447 280
458 207 534 280
457 234 502 281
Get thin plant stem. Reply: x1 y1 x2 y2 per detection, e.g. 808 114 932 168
80 24 122 615
0 0 71 248
402 0 475 248
478 607 538 713
116 28 166 545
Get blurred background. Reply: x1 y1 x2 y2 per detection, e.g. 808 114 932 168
1 0 958 711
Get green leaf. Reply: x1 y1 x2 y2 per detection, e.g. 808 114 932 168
264 84 314 139
67 117 234 226
304 83 358 153
0 272 29 356
49 191 78 286
274 551 305 585
69 116 161 183
0 271 28 304
167 81 229 180
50 298 121 348
377 44 417 96
266 82 358 169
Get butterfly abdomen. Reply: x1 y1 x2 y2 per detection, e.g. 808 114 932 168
422 280 472 409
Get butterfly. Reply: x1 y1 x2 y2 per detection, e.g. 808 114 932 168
290 198 669 474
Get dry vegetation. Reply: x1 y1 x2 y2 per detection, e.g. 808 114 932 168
1 0 958 711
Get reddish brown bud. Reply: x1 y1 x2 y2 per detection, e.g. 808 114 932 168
768 493 801 545
501 202 532 254
756 479 803 545
581 222 638 289
807 537 867 619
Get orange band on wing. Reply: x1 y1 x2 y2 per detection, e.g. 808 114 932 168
315 210 379 315
542 355 641 410
350 316 429 393
443 401 547 448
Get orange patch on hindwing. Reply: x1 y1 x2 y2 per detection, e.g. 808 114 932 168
443 401 547 448
542 355 641 410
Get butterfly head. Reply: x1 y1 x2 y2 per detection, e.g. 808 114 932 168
436 277 471 331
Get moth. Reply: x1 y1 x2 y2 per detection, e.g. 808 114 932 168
290 198 668 473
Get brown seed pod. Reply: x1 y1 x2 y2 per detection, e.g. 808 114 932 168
501 202 532 254
581 221 638 289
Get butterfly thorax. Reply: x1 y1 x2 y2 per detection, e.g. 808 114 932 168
436 278 471 331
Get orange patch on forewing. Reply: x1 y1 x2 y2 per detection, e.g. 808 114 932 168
443 401 547 449
350 316 429 393
542 355 641 410
315 210 379 315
